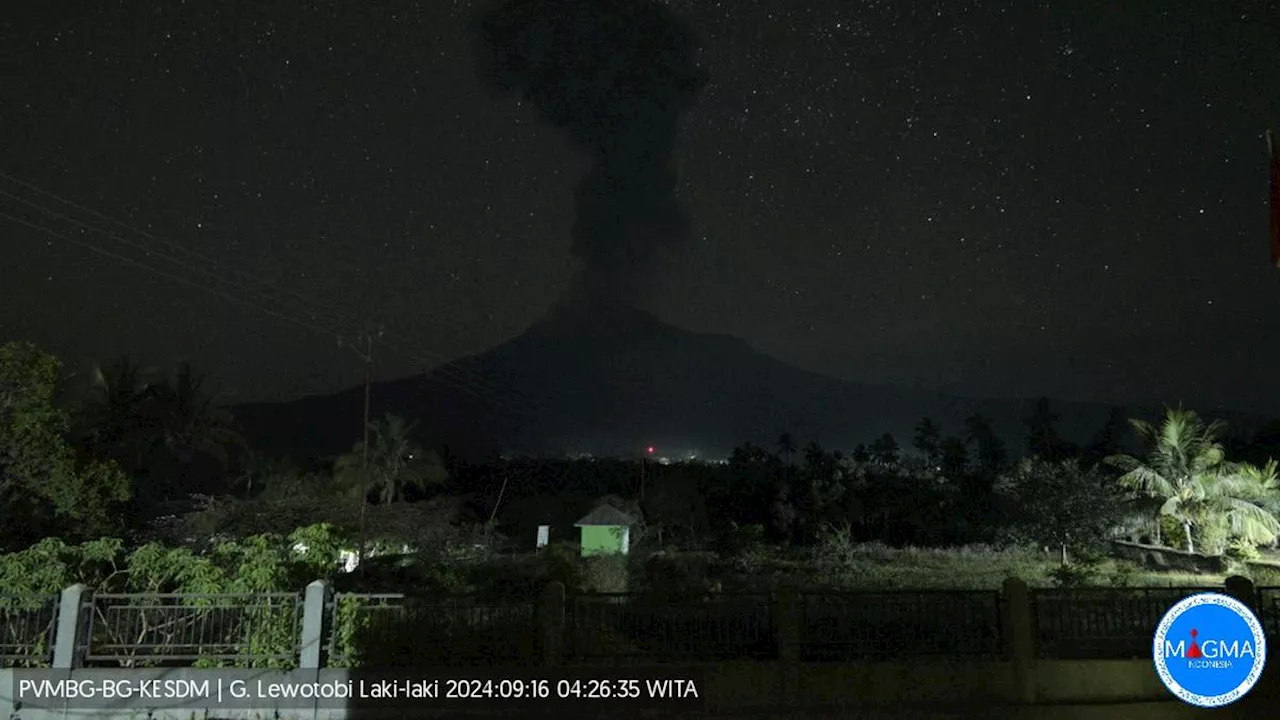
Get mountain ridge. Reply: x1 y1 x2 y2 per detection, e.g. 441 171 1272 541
230 301 1271 463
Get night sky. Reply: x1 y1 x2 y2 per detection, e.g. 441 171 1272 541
3 1 1279 415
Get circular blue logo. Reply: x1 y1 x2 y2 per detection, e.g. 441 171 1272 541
1153 592 1267 707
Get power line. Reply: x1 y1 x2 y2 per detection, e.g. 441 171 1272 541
0 209 349 344
0 170 369 334
2 209 540 418
0 186 368 336
0 175 542 414
0 173 538 408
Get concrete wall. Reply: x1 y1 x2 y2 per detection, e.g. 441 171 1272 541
1110 540 1230 574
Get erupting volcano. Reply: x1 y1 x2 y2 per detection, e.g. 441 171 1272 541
473 0 706 307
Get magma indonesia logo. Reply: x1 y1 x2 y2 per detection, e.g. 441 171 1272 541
1153 592 1267 708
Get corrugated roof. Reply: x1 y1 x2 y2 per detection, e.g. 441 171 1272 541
574 504 636 526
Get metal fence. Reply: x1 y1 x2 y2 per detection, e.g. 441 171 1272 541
800 590 1003 661
1032 587 1206 659
80 592 302 667
0 595 59 667
326 593 539 668
1259 586 1280 641
16 583 1280 668
567 592 774 662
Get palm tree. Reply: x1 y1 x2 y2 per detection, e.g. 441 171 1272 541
80 355 161 472
1106 407 1280 553
232 449 298 497
913 417 942 465
1226 459 1280 548
964 414 1006 474
151 362 246 468
335 414 447 505
777 432 796 485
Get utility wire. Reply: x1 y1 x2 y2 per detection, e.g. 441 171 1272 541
0 176 540 412
0 209 348 344
0 170 370 334
0 175 541 414
1 187 362 336
1 209 539 418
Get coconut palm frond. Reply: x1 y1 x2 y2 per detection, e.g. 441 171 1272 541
1219 496 1280 545
1104 407 1280 552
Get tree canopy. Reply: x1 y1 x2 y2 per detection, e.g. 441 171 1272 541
1 342 131 546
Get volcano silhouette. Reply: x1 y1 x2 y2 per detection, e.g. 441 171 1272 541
231 295 1240 463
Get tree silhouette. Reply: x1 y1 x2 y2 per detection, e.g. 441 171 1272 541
80 355 161 475
723 443 783 526
913 417 942 464
335 414 448 505
1025 397 1067 460
1 342 130 544
940 437 969 478
1084 406 1127 466
152 362 246 470
964 414 1006 474
1001 457 1125 565
777 432 796 486
869 432 899 466
803 440 832 478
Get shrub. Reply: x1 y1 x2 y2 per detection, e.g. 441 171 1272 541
1048 561 1102 588
1225 538 1261 562
1108 561 1139 588
1196 520 1231 557
813 522 858 565
539 541 584 592
583 555 629 593
1250 564 1280 586
716 524 767 556
0 525 348 668
415 564 476 595
644 551 718 596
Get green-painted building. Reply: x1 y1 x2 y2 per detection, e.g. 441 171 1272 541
574 504 636 557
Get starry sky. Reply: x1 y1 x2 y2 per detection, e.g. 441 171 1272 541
2 1 1279 415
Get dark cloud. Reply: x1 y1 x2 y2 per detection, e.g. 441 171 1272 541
474 0 707 302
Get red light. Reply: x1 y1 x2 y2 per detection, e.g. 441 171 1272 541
647 446 655 454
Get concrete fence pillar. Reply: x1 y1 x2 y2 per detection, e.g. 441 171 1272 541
538 581 566 667
774 583 801 706
300 580 329 669
1001 577 1037 705
1224 575 1257 613
299 581 329 720
51 584 87 670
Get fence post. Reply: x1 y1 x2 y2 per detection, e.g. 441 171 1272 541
538 581 565 667
299 580 329 670
298 581 328 720
774 583 801 707
1001 577 1037 705
51 584 87 670
1224 575 1257 612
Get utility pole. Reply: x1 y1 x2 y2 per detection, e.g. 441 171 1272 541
641 446 653 500
487 469 509 529
340 327 381 573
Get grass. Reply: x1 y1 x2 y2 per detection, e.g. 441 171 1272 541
674 541 1236 592
395 540 1278 598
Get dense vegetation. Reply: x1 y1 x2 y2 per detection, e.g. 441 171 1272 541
5 339 1280 595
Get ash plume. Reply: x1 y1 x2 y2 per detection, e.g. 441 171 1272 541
473 0 706 303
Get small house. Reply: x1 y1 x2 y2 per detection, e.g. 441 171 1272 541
574 504 636 556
